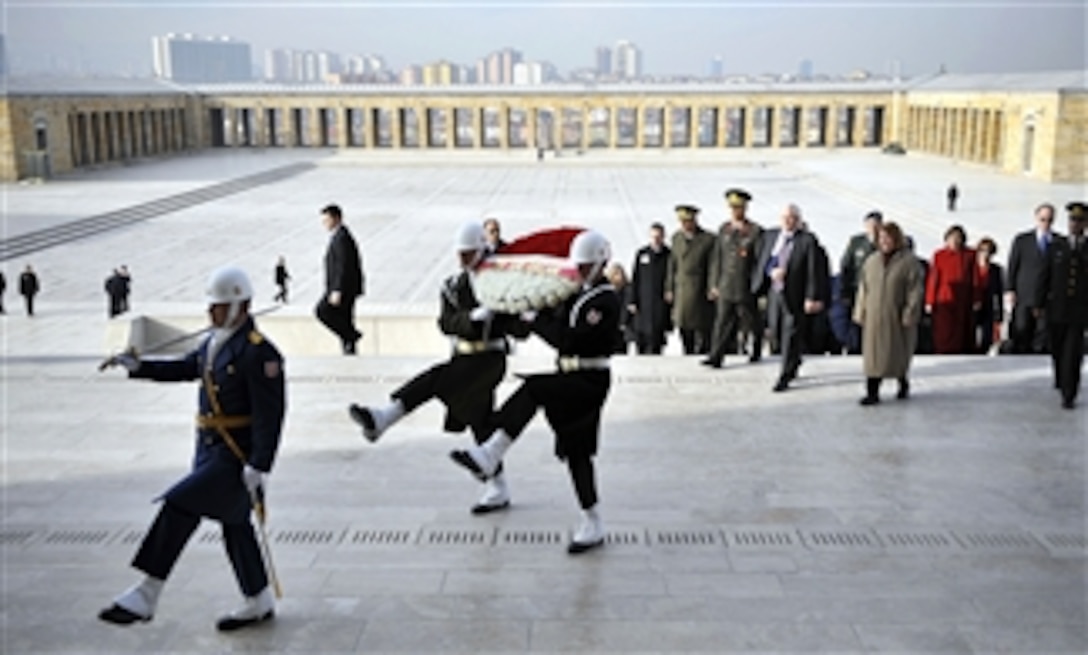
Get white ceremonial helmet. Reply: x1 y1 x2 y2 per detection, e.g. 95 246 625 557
455 221 488 268
569 230 611 282
205 265 253 325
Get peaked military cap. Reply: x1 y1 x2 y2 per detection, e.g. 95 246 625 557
675 204 700 220
1066 202 1087 220
724 189 752 206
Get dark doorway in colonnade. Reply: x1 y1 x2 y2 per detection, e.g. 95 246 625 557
642 107 664 147
752 107 773 147
615 108 636 147
89 113 102 162
836 106 856 146
481 107 499 147
806 107 829 146
103 113 115 160
779 107 801 147
318 108 336 147
588 107 609 147
290 108 305 146
398 108 419 147
266 108 280 146
453 108 473 147
696 108 717 147
561 108 583 149
864 106 885 146
668 107 690 147
371 109 392 147
75 113 90 165
724 107 745 147
208 108 226 147
238 108 254 146
343 108 361 147
425 108 444 147
536 108 556 150
509 108 528 147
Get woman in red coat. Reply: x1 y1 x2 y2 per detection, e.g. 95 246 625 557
925 225 983 354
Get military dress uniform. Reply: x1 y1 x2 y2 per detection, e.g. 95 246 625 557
666 206 716 354
1036 202 1088 409
705 217 764 366
115 317 285 612
379 270 528 443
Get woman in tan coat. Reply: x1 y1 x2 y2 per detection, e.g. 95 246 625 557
853 222 925 405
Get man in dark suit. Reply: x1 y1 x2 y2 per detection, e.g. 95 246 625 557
628 222 672 354
753 204 824 392
1035 202 1088 410
19 264 39 317
1006 203 1058 354
483 217 507 255
315 204 365 354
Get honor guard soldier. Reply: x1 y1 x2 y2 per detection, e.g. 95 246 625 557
703 188 764 368
348 222 529 514
1036 201 1088 409
98 266 286 631
839 210 883 354
450 230 619 554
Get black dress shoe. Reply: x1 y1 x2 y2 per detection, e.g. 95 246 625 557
772 379 789 393
470 500 511 515
98 604 151 626
450 450 489 482
216 610 274 632
749 354 761 363
348 404 379 442
567 538 604 555
859 396 880 406
1062 399 1075 410
897 381 910 400
700 358 722 369
342 341 357 355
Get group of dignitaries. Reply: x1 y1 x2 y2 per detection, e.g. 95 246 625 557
623 191 1087 408
93 195 1085 634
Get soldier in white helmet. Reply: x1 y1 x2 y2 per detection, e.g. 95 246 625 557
98 266 286 632
450 229 619 554
349 222 529 514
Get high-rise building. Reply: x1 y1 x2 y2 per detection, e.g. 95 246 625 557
613 40 642 80
500 47 522 84
486 52 502 84
400 65 422 85
513 61 555 86
316 51 341 81
264 49 293 81
422 60 460 86
595 46 612 77
475 58 488 84
152 33 252 83
709 56 724 79
799 59 813 80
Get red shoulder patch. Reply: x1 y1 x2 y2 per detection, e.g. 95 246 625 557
264 361 281 378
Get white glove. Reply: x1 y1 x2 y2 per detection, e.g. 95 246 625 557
520 310 538 322
242 465 266 499
469 306 492 322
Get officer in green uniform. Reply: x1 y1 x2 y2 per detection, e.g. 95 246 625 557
665 205 716 354
1035 201 1088 410
703 188 764 368
839 210 883 354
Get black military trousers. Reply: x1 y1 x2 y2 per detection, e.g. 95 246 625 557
1049 322 1085 404
315 295 361 346
768 290 806 381
393 351 505 443
1010 305 1050 354
707 298 762 363
635 331 666 355
132 501 267 597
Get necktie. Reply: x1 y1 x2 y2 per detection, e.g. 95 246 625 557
1039 233 1048 254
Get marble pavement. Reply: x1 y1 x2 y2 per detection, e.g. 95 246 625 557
1 149 1085 653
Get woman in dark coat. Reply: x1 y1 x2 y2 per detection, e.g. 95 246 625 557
973 237 1004 354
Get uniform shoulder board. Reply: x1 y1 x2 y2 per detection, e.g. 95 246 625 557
248 330 265 345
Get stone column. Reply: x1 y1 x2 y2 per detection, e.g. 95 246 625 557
689 106 699 148
580 105 590 150
852 106 866 147
769 106 781 148
498 104 509 149
446 107 456 148
608 105 619 148
743 105 755 148
636 105 646 148
472 104 483 149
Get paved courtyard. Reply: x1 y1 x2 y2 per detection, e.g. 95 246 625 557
1 149 1085 653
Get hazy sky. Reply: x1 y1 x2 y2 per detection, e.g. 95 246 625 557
2 0 1085 77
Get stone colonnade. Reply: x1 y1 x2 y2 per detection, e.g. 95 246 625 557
904 105 1004 165
201 96 892 151
66 104 189 167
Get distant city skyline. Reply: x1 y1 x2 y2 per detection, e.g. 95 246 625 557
4 2 1084 78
